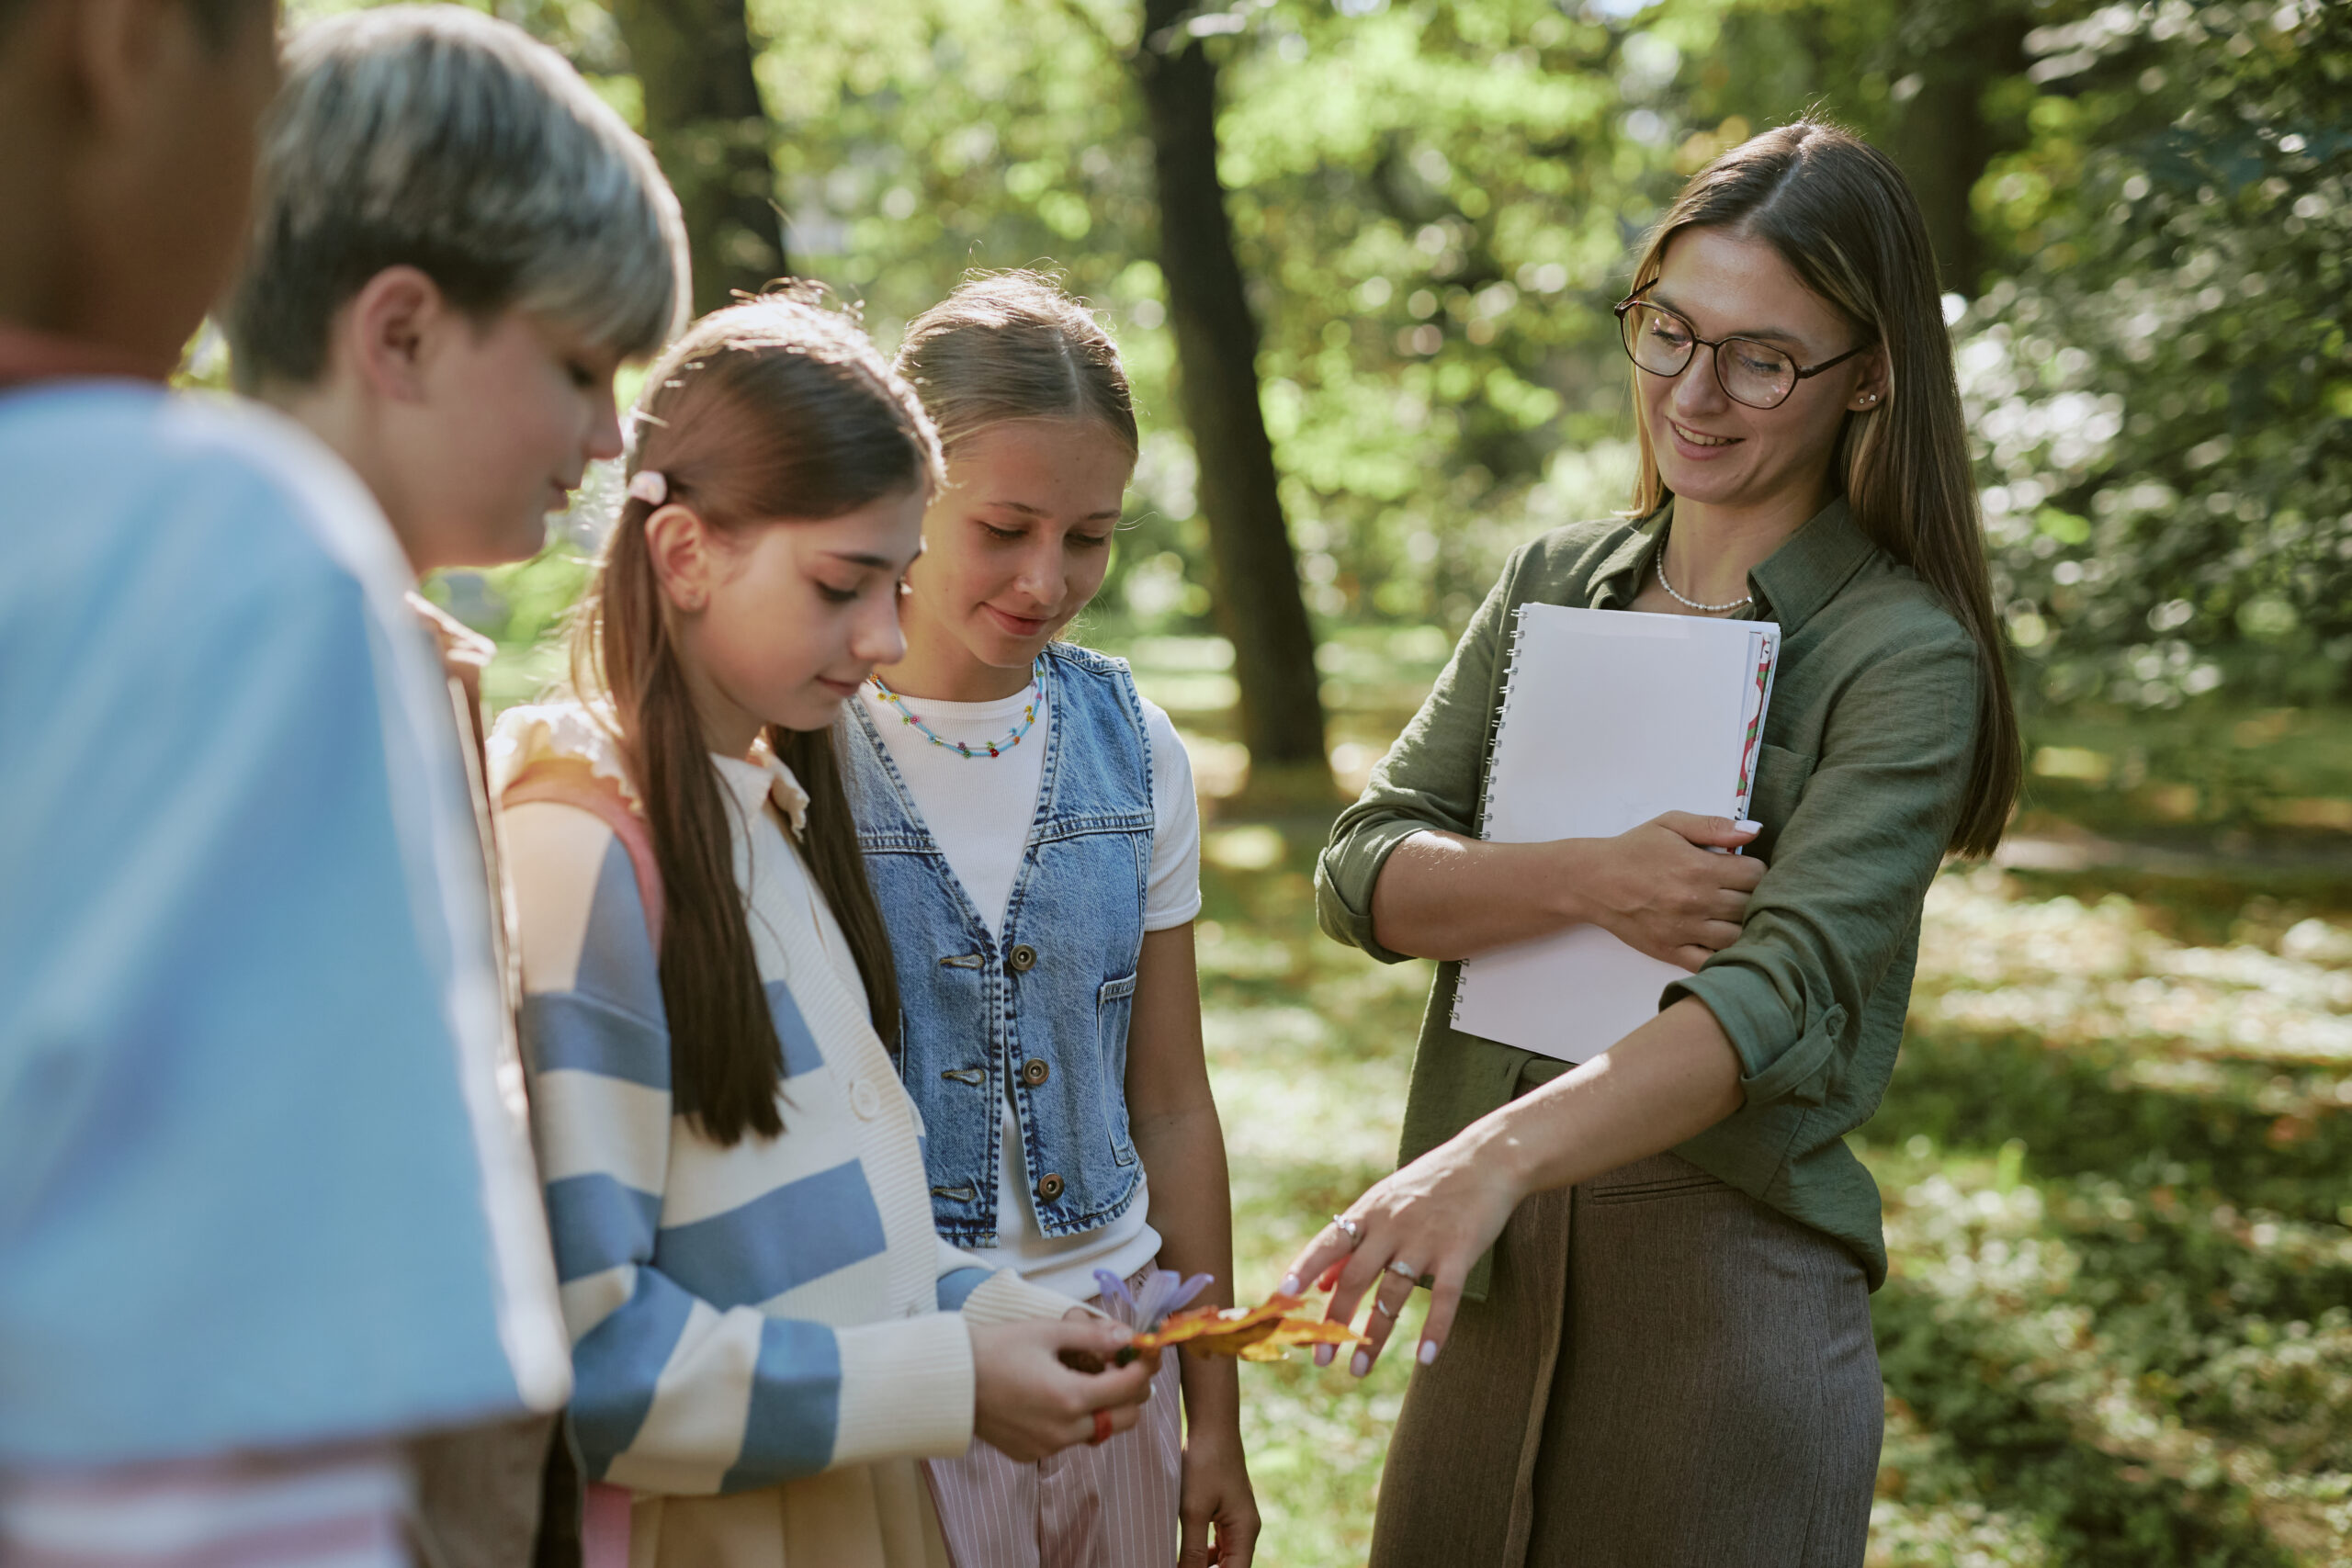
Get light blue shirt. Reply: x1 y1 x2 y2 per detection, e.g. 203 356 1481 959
0 381 567 1463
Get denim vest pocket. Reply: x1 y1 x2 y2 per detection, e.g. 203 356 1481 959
1098 973 1140 1167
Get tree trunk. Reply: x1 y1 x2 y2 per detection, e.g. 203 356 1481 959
609 0 785 313
1883 6 2031 296
1131 2 1331 798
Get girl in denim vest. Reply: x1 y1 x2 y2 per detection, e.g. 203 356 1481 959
842 274 1259 1567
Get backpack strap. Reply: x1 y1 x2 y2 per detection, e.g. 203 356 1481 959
501 757 656 1568
501 758 666 953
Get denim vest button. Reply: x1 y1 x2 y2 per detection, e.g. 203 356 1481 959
1021 1057 1051 1087
1035 1172 1065 1202
1008 943 1039 973
849 1078 882 1120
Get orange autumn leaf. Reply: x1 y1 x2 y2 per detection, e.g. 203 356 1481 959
1253 1316 1368 1351
1124 1292 1369 1363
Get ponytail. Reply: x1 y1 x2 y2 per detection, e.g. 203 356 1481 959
575 290 936 1145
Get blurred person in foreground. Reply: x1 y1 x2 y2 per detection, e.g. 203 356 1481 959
2 1 596 1563
219 8 690 1561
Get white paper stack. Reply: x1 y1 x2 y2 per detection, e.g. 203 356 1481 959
1451 604 1781 1064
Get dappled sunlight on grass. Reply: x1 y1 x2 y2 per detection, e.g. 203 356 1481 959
1917 872 2352 1067
1189 831 2351 1566
1191 825 1430 1565
1871 1140 2348 1563
1871 1396 2056 1567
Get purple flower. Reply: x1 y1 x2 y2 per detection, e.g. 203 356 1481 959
1093 1267 1215 1333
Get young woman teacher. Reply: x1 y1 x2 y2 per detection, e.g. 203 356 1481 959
1286 121 2021 1566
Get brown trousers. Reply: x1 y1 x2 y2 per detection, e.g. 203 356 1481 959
1369 1154 1882 1568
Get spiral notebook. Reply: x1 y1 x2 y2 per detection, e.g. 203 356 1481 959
1451 604 1781 1064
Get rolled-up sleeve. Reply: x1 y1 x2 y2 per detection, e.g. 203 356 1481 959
1667 624 1982 1110
1317 552 1523 964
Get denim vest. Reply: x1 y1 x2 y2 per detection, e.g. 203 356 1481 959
840 644 1154 1246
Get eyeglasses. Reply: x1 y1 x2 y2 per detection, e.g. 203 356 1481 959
1612 293 1871 411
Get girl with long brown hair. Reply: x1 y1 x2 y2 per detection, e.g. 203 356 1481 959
1290 121 2021 1563
490 292 1156 1568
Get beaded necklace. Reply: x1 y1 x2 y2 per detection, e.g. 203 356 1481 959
867 657 1047 759
1653 522 1756 615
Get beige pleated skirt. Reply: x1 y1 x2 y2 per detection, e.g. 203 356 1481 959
625 1457 952 1568
1369 1152 1883 1568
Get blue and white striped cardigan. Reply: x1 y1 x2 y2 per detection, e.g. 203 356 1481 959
492 707 1074 1519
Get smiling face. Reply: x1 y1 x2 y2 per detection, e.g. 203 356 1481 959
1638 225 1886 529
393 304 628 570
660 491 928 751
893 417 1134 699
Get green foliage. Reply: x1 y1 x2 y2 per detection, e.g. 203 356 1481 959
289 0 2349 705
1872 1029 2351 1226
2013 701 2352 838
1962 0 2352 706
423 545 594 709
1873 1247 2300 1566
1216 0 1670 626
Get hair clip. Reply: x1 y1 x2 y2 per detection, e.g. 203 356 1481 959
627 469 669 506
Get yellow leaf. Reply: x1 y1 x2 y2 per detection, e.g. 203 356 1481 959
1124 1292 1369 1363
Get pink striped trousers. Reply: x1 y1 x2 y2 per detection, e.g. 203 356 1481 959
925 1285 1184 1568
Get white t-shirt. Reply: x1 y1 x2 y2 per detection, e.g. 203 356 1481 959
857 676 1200 1300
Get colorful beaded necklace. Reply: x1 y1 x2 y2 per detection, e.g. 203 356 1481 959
867 657 1047 759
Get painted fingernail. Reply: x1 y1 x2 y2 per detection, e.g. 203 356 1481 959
1419 1338 1439 1365
1350 1349 1372 1378
1736 819 1762 833
1313 1344 1336 1368
1279 1274 1301 1296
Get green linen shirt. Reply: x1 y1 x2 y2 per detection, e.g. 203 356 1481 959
1316 497 1984 1294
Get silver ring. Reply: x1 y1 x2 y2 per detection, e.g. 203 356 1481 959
1330 1214 1363 1248
1385 1259 1421 1283
1372 1297 1398 1319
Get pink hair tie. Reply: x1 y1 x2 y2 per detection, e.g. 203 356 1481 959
627 469 669 506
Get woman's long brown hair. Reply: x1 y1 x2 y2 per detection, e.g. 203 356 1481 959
573 290 942 1145
1624 119 2021 858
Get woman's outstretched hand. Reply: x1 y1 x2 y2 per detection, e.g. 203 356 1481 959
1278 1000 1749 1379
968 1315 1157 1462
1275 1133 1527 1380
